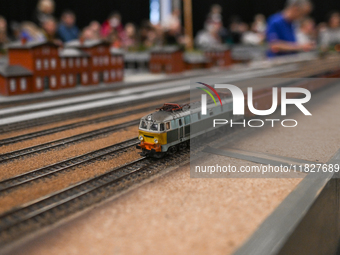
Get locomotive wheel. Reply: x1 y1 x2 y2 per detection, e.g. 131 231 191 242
179 142 187 150
154 153 165 159
168 146 178 154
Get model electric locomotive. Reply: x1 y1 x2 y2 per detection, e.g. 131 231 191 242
137 97 242 158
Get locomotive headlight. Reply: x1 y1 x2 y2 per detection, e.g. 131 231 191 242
154 138 159 144
139 135 144 141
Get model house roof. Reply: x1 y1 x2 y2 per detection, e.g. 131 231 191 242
7 40 59 49
110 48 125 56
203 45 230 52
65 39 110 48
0 65 33 77
59 48 90 58
184 52 209 64
150 46 183 54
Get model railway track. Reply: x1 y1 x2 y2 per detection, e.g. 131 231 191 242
0 97 192 146
0 149 190 246
0 91 187 133
0 119 139 164
1 58 338 134
0 56 339 249
0 96 129 119
0 103 162 146
0 138 139 193
1 56 339 134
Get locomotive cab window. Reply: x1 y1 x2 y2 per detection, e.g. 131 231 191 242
179 119 183 126
166 122 170 130
150 123 158 131
160 123 165 131
140 121 147 129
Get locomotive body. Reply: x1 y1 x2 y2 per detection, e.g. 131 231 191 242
137 98 241 158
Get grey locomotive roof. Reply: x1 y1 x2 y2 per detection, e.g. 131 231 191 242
142 97 233 123
59 48 90 58
141 108 189 123
0 65 33 77
7 40 59 49
150 45 182 53
65 39 110 48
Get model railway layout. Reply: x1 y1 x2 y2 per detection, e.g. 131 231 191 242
0 54 339 253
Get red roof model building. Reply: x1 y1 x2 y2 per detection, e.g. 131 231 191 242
0 39 124 96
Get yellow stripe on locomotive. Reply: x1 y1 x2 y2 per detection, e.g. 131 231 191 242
138 130 167 153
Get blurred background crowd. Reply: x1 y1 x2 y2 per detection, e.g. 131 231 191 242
0 0 339 56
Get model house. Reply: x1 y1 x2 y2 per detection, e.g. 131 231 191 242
0 65 33 96
0 39 125 96
65 40 124 84
149 46 185 74
204 45 232 67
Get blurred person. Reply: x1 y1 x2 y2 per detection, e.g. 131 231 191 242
81 21 102 41
101 12 124 40
122 23 137 50
317 22 328 34
32 0 55 26
195 22 222 49
10 21 22 41
89 21 101 39
242 23 265 45
205 4 222 28
0 16 8 53
163 9 183 45
139 21 152 48
146 25 161 47
253 14 267 33
81 27 92 41
296 17 315 44
266 0 314 57
229 16 248 44
57 10 79 42
205 4 229 43
20 22 45 42
164 9 181 32
41 17 61 45
109 30 122 48
319 11 340 50
139 21 162 49
0 16 8 44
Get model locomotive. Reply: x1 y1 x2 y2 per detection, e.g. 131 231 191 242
136 96 240 158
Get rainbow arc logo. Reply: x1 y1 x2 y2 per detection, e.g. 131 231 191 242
196 82 223 115
196 82 223 106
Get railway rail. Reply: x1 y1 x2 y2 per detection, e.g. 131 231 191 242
0 60 324 133
0 92 188 133
0 148 190 246
0 55 340 252
0 120 139 164
0 100 189 146
0 138 139 193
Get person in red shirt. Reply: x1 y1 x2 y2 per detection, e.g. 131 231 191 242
101 12 125 40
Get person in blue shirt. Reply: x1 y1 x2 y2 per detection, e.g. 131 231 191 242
57 10 79 43
266 0 315 57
